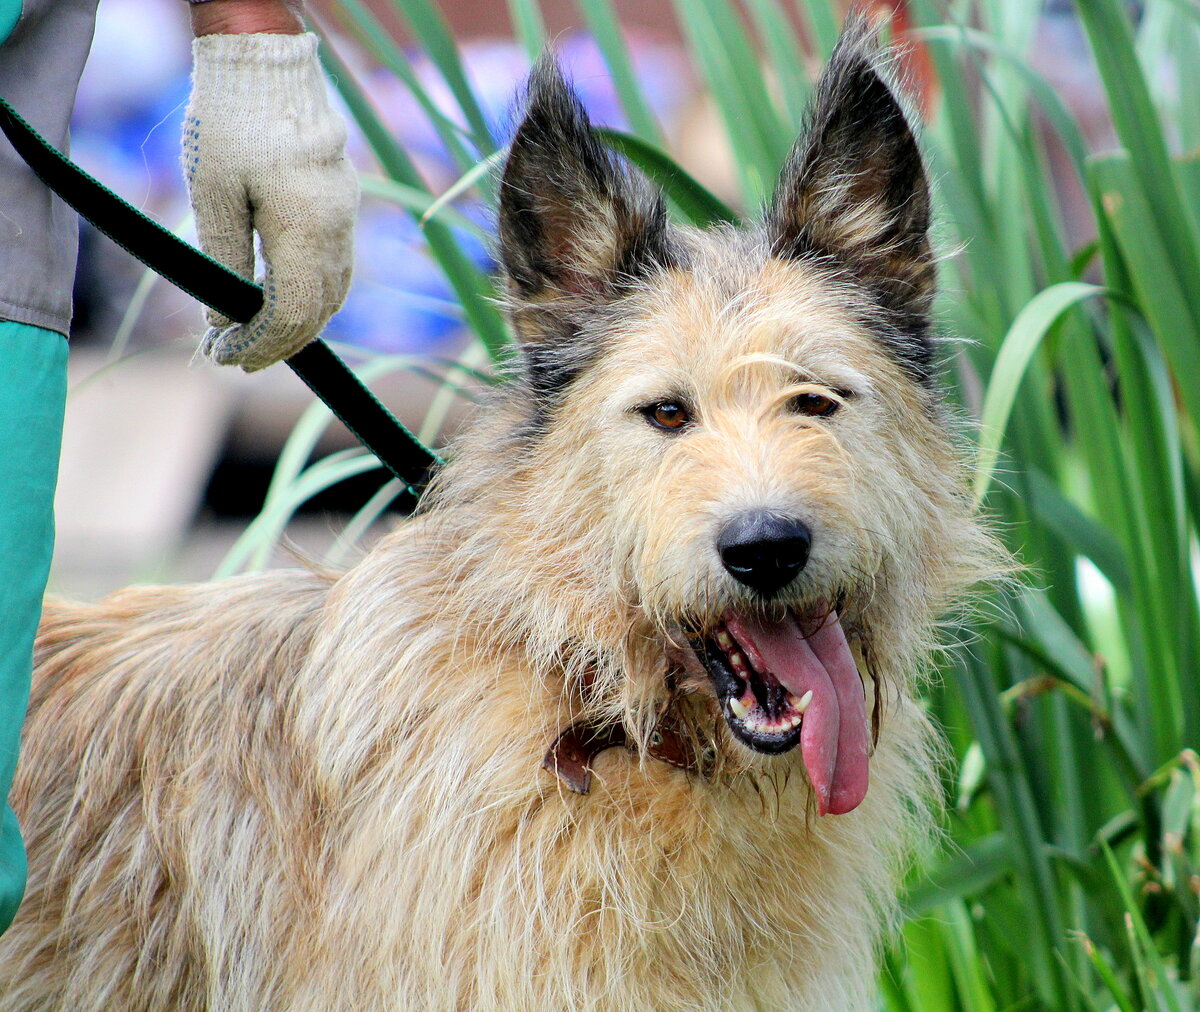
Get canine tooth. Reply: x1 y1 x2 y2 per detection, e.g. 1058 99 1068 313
728 697 749 720
795 689 813 714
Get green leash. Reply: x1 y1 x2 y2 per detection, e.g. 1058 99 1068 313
0 95 443 497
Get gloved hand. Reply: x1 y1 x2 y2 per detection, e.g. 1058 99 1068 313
183 32 359 372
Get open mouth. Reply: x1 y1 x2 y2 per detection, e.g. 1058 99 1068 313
689 603 871 816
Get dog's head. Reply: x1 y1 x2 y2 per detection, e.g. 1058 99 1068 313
445 19 999 813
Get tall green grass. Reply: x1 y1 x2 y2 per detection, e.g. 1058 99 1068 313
243 0 1200 1005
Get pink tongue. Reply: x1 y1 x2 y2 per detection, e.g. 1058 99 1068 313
726 609 869 815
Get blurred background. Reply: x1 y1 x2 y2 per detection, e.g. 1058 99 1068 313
53 0 1106 594
51 3 1200 1008
57 0 700 593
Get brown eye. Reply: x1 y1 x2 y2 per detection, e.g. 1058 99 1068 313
644 402 691 431
790 392 840 418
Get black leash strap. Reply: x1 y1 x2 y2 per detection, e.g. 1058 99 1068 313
0 95 441 495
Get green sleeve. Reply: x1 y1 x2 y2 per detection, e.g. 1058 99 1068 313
0 1 22 45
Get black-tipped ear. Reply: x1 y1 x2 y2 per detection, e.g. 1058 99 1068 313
768 16 935 372
499 59 673 333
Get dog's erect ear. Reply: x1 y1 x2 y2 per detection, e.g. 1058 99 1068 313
768 16 934 368
499 60 672 328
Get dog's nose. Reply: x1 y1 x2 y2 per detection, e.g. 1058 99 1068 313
717 513 811 595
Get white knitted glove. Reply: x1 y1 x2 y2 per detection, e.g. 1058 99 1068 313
183 33 359 371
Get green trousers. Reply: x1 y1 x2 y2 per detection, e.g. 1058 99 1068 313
0 322 67 932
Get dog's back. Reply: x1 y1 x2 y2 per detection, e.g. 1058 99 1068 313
1 572 331 1011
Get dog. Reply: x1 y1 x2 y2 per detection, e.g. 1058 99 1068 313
0 19 1001 1011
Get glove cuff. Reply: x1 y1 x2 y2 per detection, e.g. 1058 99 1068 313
190 32 327 117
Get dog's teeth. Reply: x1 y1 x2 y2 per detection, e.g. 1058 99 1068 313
716 629 734 649
728 697 749 720
729 651 746 671
795 690 813 714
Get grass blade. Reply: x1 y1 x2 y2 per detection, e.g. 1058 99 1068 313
389 0 496 153
325 0 489 179
419 147 507 226
574 0 667 145
744 0 811 128
316 31 510 360
507 0 546 63
359 176 488 238
595 127 741 226
975 282 1110 503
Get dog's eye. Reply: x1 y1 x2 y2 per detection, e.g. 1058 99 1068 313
789 392 840 418
644 402 691 431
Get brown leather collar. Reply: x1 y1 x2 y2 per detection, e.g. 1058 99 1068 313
542 714 715 794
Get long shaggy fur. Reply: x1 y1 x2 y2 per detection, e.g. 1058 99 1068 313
0 20 1004 1011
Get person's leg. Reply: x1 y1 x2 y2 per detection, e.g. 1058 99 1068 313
0 321 68 932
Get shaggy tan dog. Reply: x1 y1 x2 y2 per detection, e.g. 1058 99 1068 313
0 22 1000 1011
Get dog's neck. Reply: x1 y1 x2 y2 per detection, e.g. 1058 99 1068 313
542 662 719 794
542 709 716 794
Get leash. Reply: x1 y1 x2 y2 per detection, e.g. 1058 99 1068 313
0 95 442 498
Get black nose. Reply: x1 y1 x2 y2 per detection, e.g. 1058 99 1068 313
717 513 811 595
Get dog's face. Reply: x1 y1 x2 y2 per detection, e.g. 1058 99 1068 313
492 23 982 814
563 269 944 814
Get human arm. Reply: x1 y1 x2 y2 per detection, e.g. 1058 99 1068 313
189 0 304 37
189 0 305 37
